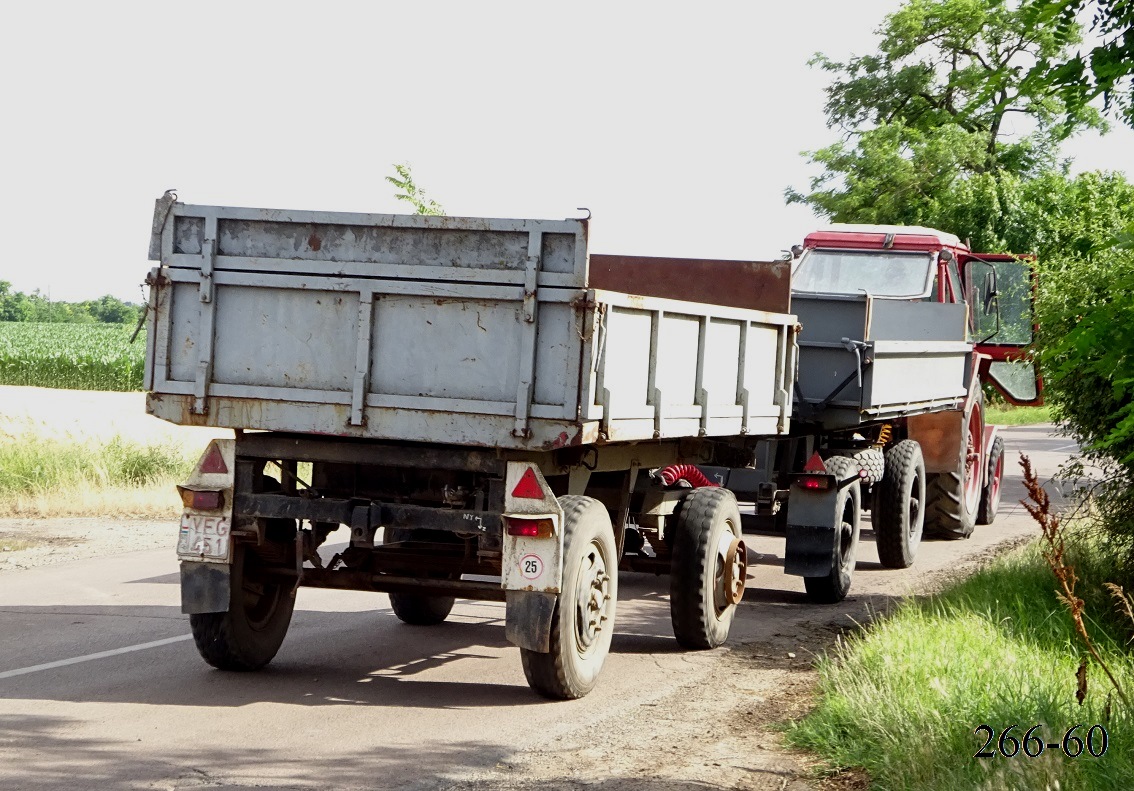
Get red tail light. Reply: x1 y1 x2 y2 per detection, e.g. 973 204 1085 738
504 517 555 538
177 486 224 510
796 475 830 491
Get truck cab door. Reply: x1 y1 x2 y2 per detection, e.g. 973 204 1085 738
963 255 1042 406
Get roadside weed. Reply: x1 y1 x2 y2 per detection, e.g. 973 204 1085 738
789 540 1134 790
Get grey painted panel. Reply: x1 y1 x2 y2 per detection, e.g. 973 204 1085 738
704 320 741 406
370 296 521 402
168 282 201 383
215 219 531 269
532 302 578 411
603 307 654 414
864 348 967 406
796 345 862 410
744 324 782 408
656 313 701 406
210 286 357 391
869 300 966 341
532 301 580 412
793 295 867 345
540 233 578 274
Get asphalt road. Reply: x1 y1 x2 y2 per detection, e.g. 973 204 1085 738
0 425 1074 791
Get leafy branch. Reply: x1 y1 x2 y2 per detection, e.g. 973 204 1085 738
386 163 446 217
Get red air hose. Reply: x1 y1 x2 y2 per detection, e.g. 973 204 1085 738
656 464 719 488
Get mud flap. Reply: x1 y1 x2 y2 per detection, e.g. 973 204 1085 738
784 525 838 577
784 483 840 577
180 561 230 614
505 590 556 652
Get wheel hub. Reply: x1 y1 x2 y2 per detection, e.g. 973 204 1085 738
716 534 748 610
576 545 611 651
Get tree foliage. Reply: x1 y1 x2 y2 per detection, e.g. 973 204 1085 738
386 163 446 216
0 281 140 324
789 0 1105 228
1023 0 1134 126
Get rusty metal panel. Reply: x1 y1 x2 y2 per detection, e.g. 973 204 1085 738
907 410 964 473
588 255 791 314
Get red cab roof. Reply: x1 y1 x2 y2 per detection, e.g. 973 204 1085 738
804 223 968 254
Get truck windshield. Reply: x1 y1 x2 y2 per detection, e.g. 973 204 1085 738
793 250 934 298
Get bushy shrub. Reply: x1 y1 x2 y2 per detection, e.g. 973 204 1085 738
1034 226 1134 584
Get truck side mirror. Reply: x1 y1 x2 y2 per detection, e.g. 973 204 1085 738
982 270 998 314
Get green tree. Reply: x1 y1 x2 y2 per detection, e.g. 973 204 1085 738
82 294 138 324
0 281 33 322
1023 0 1134 126
386 163 446 216
788 0 1105 226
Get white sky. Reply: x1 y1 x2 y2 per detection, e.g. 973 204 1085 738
1 1 1131 302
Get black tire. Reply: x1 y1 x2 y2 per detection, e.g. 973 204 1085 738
521 496 617 700
925 395 984 540
189 544 296 671
803 457 861 604
669 487 747 649
385 527 456 626
872 440 926 569
977 435 1005 525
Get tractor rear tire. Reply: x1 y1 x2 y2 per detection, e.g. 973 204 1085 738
925 396 983 540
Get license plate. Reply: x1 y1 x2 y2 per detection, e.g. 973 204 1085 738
177 513 232 562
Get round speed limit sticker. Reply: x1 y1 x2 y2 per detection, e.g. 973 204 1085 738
519 553 544 581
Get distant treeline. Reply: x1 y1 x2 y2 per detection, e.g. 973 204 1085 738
0 281 142 324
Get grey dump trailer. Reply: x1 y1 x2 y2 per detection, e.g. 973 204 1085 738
145 196 1031 698
146 193 801 699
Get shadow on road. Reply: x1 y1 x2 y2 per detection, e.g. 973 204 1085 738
0 708 779 791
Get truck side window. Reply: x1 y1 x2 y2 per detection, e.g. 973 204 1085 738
989 259 1034 345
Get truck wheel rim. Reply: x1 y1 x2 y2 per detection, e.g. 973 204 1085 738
989 451 1003 509
908 472 921 539
575 541 611 653
964 407 983 513
242 579 281 631
718 535 748 608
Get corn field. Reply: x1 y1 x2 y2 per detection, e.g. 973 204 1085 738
0 322 144 391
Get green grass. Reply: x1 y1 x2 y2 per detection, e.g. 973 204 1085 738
0 434 193 516
789 538 1134 790
986 404 1052 425
0 321 144 391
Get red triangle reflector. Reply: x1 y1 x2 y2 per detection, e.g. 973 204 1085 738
803 452 826 473
512 467 544 499
200 444 228 475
